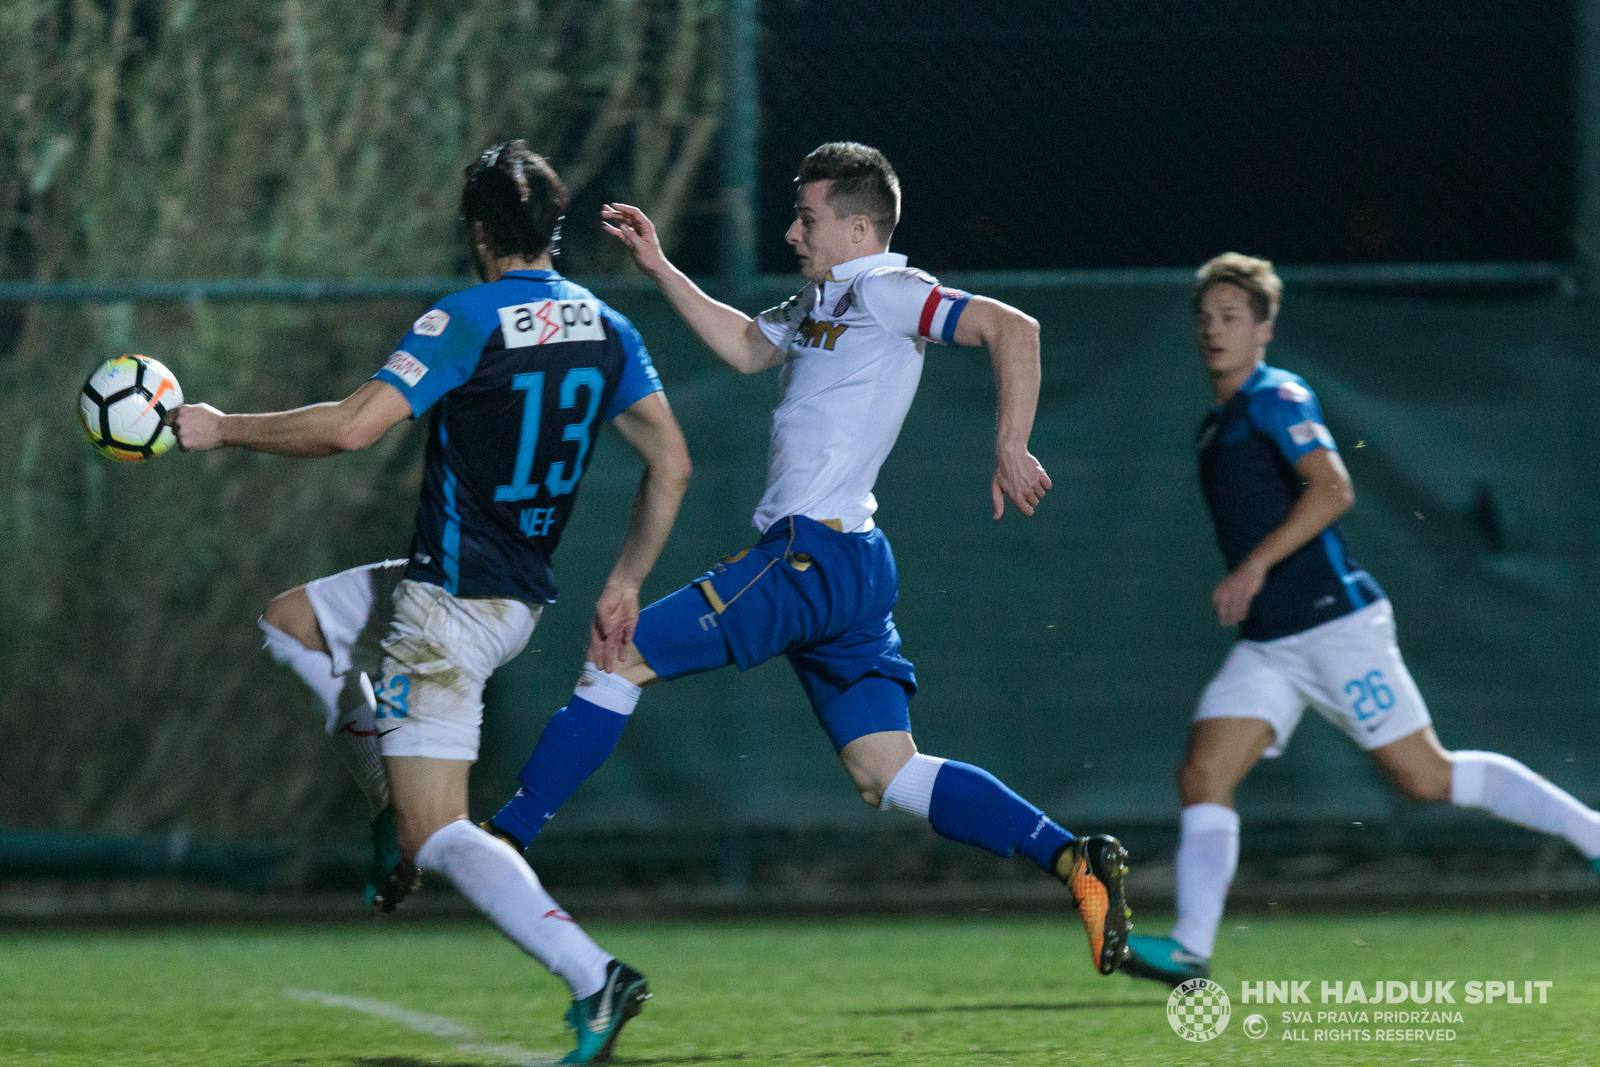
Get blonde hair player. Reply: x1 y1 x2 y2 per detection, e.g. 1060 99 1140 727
1120 253 1600 986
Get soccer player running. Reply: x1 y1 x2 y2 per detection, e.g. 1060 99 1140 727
482 142 1133 977
168 143 690 1063
1121 253 1600 986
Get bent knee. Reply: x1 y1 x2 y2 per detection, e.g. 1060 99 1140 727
605 642 660 688
263 586 325 650
859 788 885 809
1390 767 1452 803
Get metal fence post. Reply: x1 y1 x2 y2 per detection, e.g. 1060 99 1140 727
1576 0 1600 291
721 0 759 298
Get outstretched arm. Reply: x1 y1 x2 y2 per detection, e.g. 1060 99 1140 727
167 379 413 456
588 391 694 671
949 296 1052 518
1213 447 1355 626
601 203 784 375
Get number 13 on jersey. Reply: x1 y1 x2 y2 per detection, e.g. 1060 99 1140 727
494 366 604 502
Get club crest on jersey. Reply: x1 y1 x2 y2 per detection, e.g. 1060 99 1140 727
796 316 849 350
498 299 606 347
833 290 854 316
768 291 806 325
411 309 450 336
382 350 428 387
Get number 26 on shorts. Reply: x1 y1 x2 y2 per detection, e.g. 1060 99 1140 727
1343 669 1394 720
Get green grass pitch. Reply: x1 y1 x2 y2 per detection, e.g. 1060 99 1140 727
0 911 1595 1066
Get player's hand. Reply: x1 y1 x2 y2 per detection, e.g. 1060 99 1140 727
991 447 1051 518
601 203 670 278
1213 560 1268 626
165 403 229 452
587 578 641 673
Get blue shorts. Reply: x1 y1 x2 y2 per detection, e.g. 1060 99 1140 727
631 515 917 750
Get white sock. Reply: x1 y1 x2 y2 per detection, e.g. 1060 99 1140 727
574 661 643 714
260 618 389 816
260 618 342 731
1451 751 1600 860
416 820 612 998
879 753 946 818
1170 803 1240 959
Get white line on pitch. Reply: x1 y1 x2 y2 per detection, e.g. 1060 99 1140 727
284 988 563 1066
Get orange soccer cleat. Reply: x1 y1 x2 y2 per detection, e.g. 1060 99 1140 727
1056 834 1133 975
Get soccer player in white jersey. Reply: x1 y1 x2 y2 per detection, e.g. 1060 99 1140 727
1120 253 1600 987
484 142 1133 976
169 143 690 1062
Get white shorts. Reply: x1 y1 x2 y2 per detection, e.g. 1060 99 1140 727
375 579 539 762
1193 599 1431 757
305 562 539 762
305 560 409 677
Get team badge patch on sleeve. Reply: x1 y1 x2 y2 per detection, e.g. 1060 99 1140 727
412 309 450 337
1277 381 1312 402
383 350 428 387
1287 419 1333 447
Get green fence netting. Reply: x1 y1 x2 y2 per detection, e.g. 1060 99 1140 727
3 282 1596 847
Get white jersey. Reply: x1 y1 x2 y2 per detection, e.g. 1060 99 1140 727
753 251 970 533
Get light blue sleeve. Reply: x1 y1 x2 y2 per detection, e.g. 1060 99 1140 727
1247 379 1338 462
601 307 664 420
371 293 491 416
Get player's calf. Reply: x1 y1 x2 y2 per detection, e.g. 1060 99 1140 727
386 756 473 861
489 663 642 847
876 751 1132 974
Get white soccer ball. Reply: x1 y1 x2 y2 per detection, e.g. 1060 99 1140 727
79 355 184 462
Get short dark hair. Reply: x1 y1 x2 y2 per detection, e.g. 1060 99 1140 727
796 142 901 243
1193 252 1282 322
461 141 569 259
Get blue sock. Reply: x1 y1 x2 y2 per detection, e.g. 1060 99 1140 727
490 694 629 847
926 760 1074 874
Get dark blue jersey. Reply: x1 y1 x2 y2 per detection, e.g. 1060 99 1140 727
372 270 662 603
1196 364 1383 641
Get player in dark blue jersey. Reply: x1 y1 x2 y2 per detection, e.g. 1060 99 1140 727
1121 253 1600 988
169 143 686 1062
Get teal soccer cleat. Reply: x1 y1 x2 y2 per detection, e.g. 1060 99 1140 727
363 807 417 914
1120 933 1210 987
562 959 651 1064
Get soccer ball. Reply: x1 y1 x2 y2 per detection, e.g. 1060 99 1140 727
79 355 184 462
